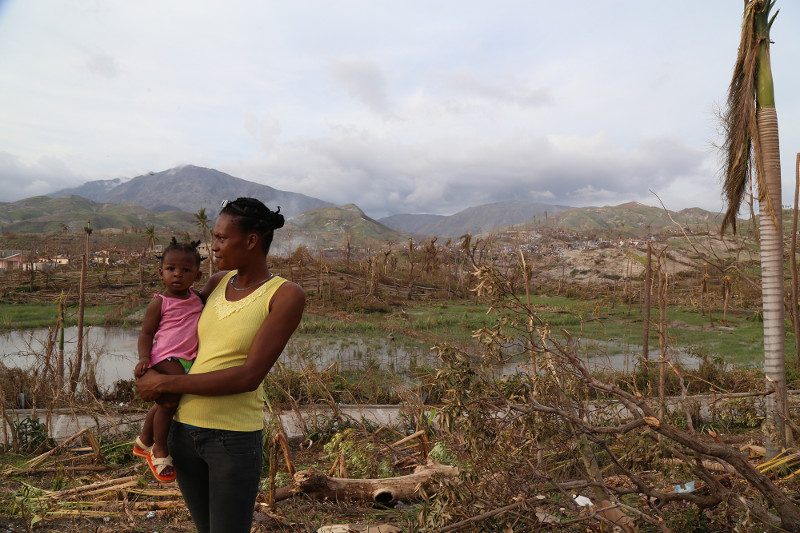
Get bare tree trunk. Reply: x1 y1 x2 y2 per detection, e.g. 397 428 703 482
657 249 668 420
407 238 415 300
642 243 652 362
722 276 732 327
71 243 87 394
57 295 65 392
791 153 800 371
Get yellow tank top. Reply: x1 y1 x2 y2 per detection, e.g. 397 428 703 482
174 271 287 431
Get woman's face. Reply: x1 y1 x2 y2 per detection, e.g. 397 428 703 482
211 213 250 271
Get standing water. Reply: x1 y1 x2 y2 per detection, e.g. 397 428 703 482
0 326 140 389
0 326 440 390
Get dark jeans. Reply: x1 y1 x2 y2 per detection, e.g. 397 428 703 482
168 421 263 533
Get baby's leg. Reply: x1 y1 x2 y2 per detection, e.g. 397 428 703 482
150 358 186 476
138 404 158 449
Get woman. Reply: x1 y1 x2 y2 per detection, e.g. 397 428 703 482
136 197 305 533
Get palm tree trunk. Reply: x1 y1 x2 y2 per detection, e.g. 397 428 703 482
758 107 788 453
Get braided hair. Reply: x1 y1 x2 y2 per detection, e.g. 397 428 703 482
159 237 203 267
219 197 284 254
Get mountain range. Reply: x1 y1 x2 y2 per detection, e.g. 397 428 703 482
539 202 724 235
0 195 196 234
0 164 726 243
379 201 571 239
49 165 332 217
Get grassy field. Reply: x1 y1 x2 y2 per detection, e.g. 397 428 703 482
4 233 800 531
0 302 119 330
0 292 781 370
302 295 778 369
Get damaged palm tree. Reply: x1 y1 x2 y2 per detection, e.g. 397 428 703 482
720 0 788 454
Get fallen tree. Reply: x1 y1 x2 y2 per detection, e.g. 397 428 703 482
273 462 458 504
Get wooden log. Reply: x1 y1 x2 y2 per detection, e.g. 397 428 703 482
274 462 457 504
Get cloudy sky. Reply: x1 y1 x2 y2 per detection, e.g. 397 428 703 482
1 1 799 219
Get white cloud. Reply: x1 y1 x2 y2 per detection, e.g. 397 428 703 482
0 1 798 218
0 152 82 201
84 52 120 79
330 58 391 116
245 111 282 154
443 70 554 108
528 190 555 199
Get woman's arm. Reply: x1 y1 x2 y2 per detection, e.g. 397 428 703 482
197 270 229 303
136 282 305 400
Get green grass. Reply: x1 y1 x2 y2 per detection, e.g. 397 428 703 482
296 294 783 370
0 303 119 330
300 303 495 346
501 295 775 367
0 291 785 370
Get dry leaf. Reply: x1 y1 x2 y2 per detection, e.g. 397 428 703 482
643 416 661 428
597 500 637 533
740 444 766 458
535 508 559 524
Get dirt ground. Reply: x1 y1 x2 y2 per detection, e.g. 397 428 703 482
0 440 418 533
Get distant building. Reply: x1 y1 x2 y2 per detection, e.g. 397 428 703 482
26 254 71 271
38 254 70 266
96 248 129 265
0 250 23 271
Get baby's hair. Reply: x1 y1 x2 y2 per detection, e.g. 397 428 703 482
158 237 203 267
219 197 284 254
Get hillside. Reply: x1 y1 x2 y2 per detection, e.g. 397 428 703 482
0 195 196 234
49 165 332 218
378 213 446 234
280 204 403 253
380 200 571 239
531 202 725 236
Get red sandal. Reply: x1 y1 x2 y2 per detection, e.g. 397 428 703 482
132 436 152 458
146 450 177 483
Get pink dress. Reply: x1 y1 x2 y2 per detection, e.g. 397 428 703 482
149 292 203 367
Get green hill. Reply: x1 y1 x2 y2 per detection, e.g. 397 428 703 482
284 204 403 250
524 202 727 236
0 195 196 234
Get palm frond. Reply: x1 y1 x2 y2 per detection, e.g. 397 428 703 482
721 1 759 233
721 0 779 234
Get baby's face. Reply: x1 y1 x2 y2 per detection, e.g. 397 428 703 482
159 250 200 295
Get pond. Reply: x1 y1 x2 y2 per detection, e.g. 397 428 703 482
1 326 141 390
0 326 440 391
0 327 700 392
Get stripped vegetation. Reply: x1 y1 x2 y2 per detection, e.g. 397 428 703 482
2 220 800 531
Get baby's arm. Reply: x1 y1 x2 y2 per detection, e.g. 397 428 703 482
135 296 163 378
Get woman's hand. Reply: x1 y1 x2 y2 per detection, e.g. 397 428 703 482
135 369 164 402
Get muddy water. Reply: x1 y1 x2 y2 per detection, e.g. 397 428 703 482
0 327 699 393
0 326 140 389
0 327 440 390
